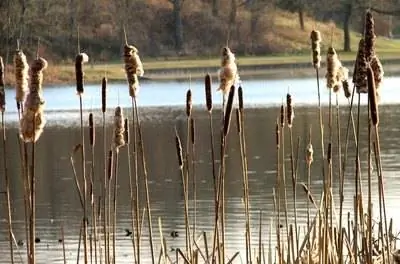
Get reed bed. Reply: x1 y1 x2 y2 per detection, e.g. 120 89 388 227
1 10 400 264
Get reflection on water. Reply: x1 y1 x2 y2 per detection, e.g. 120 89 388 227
1 103 400 263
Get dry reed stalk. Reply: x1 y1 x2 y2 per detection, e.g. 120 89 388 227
61 223 66 264
236 86 251 264
124 45 143 98
75 51 89 264
190 117 197 243
218 47 239 95
305 133 313 264
0 55 14 264
275 119 283 264
106 150 113 264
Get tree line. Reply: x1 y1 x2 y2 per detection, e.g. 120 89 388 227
0 0 398 63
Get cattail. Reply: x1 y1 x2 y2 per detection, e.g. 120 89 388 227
0 56 5 112
190 118 195 145
113 106 125 151
275 120 280 148
20 57 48 142
205 74 212 112
286 93 294 128
364 10 376 62
124 44 143 98
310 30 322 69
327 143 332 163
124 118 129 144
101 77 107 113
223 85 235 136
238 86 243 112
186 89 192 117
280 104 285 128
175 130 183 169
326 47 340 89
89 113 94 146
14 49 29 103
107 150 113 180
301 183 316 207
75 53 89 95
370 55 384 101
367 66 379 126
354 39 368 93
218 47 239 94
333 66 349 93
343 80 351 98
236 108 241 134
306 143 313 166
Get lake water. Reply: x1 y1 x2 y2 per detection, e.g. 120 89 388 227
1 78 400 263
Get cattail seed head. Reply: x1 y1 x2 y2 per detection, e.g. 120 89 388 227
367 66 379 126
124 44 143 98
286 93 294 128
275 120 280 148
310 30 322 69
186 89 192 117
354 39 368 93
20 57 48 143
364 10 376 62
113 106 125 151
306 143 314 166
124 118 129 144
223 85 235 136
343 80 351 98
333 66 349 93
205 74 212 112
370 55 383 102
14 49 29 102
190 118 195 145
238 86 243 112
107 150 113 180
101 77 107 113
280 104 285 128
326 47 340 89
0 56 5 112
327 143 332 163
75 52 89 95
89 113 94 146
175 130 183 169
218 47 240 94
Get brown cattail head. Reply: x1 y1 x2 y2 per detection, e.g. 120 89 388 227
327 143 332 163
275 119 280 148
223 85 235 136
0 56 5 112
124 118 129 144
306 143 314 166
20 57 48 143
14 49 29 102
286 93 294 128
310 30 322 69
113 106 125 151
280 104 285 128
343 80 351 98
190 118 195 145
364 10 376 62
370 55 384 102
238 86 243 112
107 150 113 180
367 66 379 126
218 47 239 94
75 52 89 95
186 89 192 117
175 129 183 169
326 47 340 89
124 44 143 98
89 113 94 146
205 74 212 112
333 66 349 93
101 77 107 113
354 39 368 93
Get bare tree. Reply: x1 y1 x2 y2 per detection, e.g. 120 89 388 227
169 0 185 54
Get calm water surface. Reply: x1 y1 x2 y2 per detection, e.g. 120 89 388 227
1 78 400 263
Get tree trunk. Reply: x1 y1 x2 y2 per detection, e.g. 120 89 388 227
173 0 184 53
343 2 352 52
298 7 305 31
212 0 218 16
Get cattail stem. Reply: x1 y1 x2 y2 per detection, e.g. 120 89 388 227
112 150 120 264
61 223 66 264
2 111 14 264
354 92 361 264
133 96 155 264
